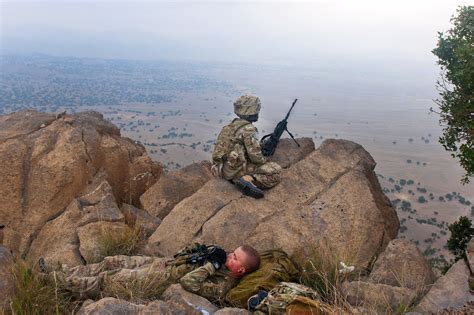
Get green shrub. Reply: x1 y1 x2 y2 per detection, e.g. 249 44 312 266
447 216 474 261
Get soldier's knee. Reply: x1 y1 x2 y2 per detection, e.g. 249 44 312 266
254 162 282 189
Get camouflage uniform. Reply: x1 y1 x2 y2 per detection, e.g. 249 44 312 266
213 95 282 189
58 255 238 302
180 262 239 304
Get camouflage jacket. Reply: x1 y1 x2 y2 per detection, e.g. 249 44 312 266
233 119 266 165
180 262 240 304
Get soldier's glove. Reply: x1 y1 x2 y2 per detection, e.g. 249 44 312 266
206 246 227 270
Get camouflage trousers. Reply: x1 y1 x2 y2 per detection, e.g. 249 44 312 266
58 255 191 298
222 161 282 189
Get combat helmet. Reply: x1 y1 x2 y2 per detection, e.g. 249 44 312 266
234 95 261 121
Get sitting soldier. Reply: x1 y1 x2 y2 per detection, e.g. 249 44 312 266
212 95 282 198
46 244 260 304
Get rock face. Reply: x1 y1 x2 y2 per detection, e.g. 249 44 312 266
77 221 131 264
28 176 120 266
415 260 474 313
140 161 214 219
77 285 224 315
343 281 415 313
0 246 15 310
368 239 436 290
267 137 315 169
0 110 162 256
342 239 435 312
148 139 399 268
162 284 219 313
78 297 144 315
122 204 161 238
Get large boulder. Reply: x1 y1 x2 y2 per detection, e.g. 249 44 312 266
214 308 251 315
77 297 144 315
267 137 315 168
140 161 213 219
162 284 219 314
28 176 127 266
343 281 416 313
148 139 399 269
0 246 15 310
77 221 132 264
415 260 474 313
139 299 200 315
368 239 436 290
121 204 161 237
0 110 162 256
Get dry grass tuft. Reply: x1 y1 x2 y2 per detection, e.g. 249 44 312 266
97 225 143 261
292 244 355 311
104 268 171 304
8 260 76 315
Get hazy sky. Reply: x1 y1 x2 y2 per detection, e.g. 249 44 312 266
1 0 471 71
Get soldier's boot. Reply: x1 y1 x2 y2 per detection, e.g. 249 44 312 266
234 175 264 199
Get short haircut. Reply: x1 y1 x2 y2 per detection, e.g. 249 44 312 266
240 245 261 273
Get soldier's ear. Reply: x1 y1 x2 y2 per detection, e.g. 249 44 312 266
238 266 247 275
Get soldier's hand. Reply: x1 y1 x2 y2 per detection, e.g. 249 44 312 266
207 246 227 270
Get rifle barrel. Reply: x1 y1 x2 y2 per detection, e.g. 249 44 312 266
284 98 298 120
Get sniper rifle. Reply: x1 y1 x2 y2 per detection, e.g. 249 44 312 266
261 98 300 156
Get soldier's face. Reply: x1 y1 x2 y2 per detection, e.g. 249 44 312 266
225 247 248 278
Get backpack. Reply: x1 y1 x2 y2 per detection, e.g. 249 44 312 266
226 250 300 308
254 282 327 315
212 120 251 163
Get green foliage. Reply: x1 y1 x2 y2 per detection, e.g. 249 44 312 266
432 6 474 184
447 216 474 261
418 196 427 203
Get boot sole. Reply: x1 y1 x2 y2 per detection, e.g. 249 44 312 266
235 178 264 198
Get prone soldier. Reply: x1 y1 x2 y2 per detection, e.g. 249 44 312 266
212 95 282 198
46 244 260 304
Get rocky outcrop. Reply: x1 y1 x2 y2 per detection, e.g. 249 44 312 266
342 239 435 312
415 259 474 313
78 298 144 315
148 139 399 269
162 284 219 313
0 110 162 256
368 239 436 290
122 204 161 238
343 281 415 313
77 285 231 315
27 176 136 266
140 161 214 219
0 246 15 310
267 137 315 169
77 221 132 264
